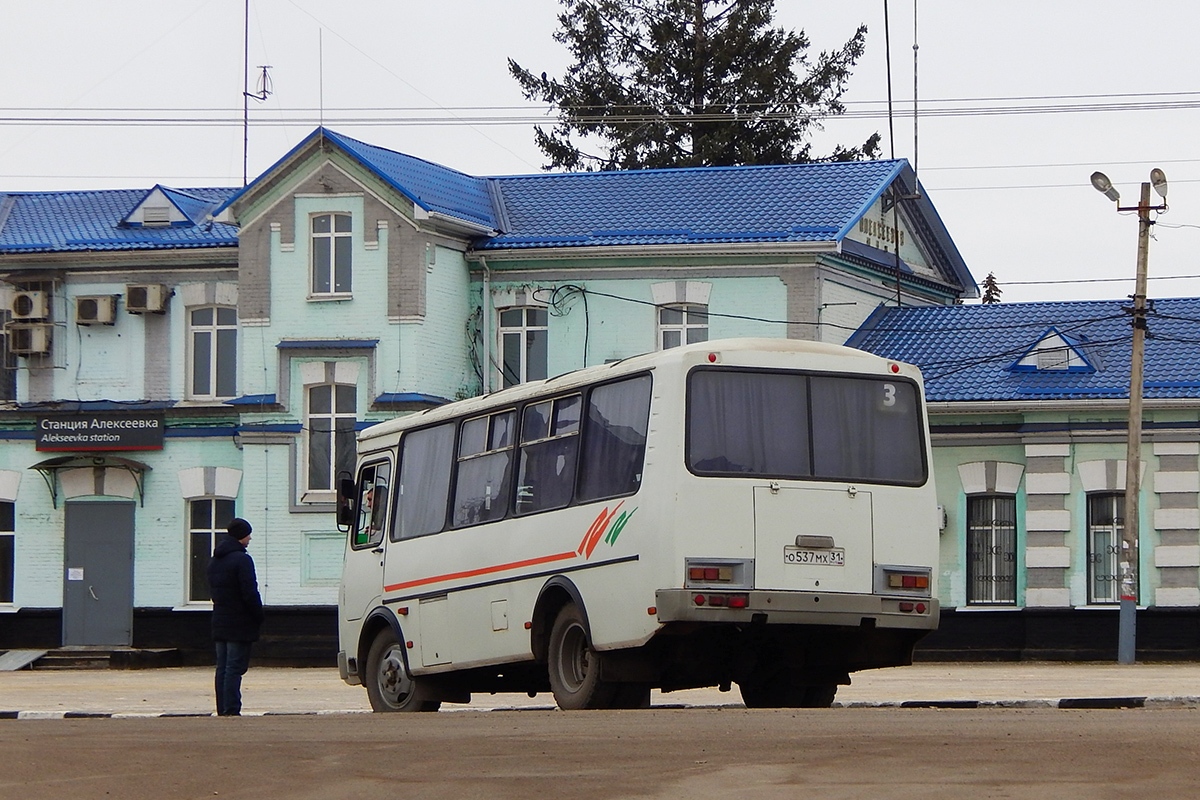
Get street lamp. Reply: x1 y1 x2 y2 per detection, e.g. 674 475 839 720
1091 168 1169 665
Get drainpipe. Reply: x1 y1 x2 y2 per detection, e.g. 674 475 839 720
480 256 491 394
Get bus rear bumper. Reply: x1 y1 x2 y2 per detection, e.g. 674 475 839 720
655 589 939 630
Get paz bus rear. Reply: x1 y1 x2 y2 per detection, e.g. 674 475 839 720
649 340 938 706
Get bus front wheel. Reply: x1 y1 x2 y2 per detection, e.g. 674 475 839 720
547 604 618 710
365 628 441 712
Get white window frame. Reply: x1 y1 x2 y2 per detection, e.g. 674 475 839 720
965 494 1017 606
658 303 709 350
1087 492 1124 605
304 380 358 502
310 212 353 297
186 497 236 603
497 306 548 389
187 305 238 400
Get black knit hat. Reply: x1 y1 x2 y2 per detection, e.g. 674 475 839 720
227 518 253 540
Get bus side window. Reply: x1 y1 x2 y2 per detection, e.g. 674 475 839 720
516 395 581 516
395 422 456 540
577 375 652 503
353 461 391 548
453 410 516 527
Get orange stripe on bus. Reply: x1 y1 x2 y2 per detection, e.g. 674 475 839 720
383 550 578 593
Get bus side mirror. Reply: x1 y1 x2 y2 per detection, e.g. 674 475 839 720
336 477 356 531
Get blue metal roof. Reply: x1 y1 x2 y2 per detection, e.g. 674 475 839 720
229 129 938 254
212 128 498 230
1 129 971 297
0 188 238 254
847 298 1200 402
482 159 906 249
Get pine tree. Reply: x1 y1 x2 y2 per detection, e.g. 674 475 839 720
509 0 880 171
981 272 1003 304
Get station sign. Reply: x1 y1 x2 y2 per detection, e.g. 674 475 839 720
36 412 166 452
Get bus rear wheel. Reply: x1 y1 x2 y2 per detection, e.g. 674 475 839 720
739 677 838 709
547 604 618 710
365 628 441 712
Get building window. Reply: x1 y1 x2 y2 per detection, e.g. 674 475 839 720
307 383 357 496
659 303 708 349
498 307 547 388
311 213 352 295
187 498 235 602
966 495 1017 605
1087 493 1124 604
189 306 237 399
0 502 13 603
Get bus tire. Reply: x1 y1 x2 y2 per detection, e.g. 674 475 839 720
802 683 838 708
610 683 651 709
365 628 441 712
739 677 838 709
547 604 618 710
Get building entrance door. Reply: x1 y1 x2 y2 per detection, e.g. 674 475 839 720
63 501 135 646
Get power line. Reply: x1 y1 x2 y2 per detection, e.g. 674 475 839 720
4 91 1200 128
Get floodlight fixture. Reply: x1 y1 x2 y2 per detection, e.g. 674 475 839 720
1091 171 1120 202
1151 168 1168 199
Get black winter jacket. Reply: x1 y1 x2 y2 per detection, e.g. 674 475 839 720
207 536 265 642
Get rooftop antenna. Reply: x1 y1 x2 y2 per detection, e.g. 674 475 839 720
242 0 273 186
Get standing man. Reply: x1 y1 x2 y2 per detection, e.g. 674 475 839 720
207 517 264 716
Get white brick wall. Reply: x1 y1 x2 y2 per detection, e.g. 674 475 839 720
1026 546 1071 569
1156 587 1200 606
1154 545 1200 568
1026 509 1071 532
1025 472 1071 495
1025 587 1071 607
1154 471 1200 494
1155 508 1200 531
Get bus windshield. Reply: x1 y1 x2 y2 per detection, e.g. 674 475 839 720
686 368 926 485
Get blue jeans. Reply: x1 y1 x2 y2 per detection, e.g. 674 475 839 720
214 640 253 715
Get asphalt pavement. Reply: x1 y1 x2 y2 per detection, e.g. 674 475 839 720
2 661 1199 718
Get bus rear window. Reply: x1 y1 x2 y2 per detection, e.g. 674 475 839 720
687 369 926 485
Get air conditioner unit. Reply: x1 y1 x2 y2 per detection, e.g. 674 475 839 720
11 290 50 320
75 295 117 325
125 284 169 314
6 322 52 355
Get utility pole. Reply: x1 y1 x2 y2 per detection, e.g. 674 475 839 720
1119 180 1152 665
1091 168 1167 665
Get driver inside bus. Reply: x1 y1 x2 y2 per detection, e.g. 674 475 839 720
360 478 387 544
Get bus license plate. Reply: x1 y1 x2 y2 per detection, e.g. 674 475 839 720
784 546 845 566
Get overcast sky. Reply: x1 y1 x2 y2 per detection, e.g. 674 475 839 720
3 1 1199 304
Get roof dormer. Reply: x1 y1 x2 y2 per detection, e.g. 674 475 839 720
1009 327 1096 373
122 185 220 228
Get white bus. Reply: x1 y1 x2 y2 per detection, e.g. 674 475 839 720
336 338 939 711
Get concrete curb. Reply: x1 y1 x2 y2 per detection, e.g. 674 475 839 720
3 696 1198 719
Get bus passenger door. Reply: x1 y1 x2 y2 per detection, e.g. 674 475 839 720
753 485 873 595
341 460 392 622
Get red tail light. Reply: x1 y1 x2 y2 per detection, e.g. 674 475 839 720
692 593 750 609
